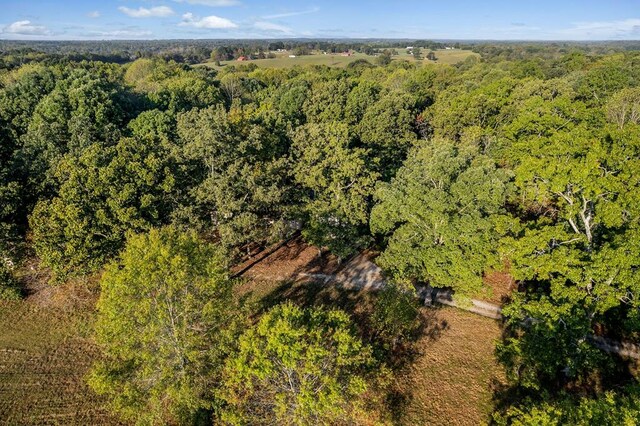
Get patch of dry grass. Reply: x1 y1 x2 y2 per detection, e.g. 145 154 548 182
0 285 123 425
391 307 506 426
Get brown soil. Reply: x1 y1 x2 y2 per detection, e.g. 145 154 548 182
236 236 342 282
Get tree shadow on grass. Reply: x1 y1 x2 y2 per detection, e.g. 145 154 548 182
252 276 450 423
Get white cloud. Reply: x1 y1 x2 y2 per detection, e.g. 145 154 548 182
173 0 240 6
2 20 51 36
179 12 238 28
261 7 319 20
254 21 293 35
118 6 175 18
558 18 640 39
87 11 100 18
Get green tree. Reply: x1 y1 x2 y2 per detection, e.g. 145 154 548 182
89 227 243 425
345 80 381 125
358 92 418 177
494 384 640 426
218 302 375 425
303 79 352 124
413 46 422 61
19 68 129 198
0 170 21 262
273 80 311 124
125 58 222 113
291 122 380 258
426 76 517 141
498 118 640 388
0 64 64 276
376 50 393 66
574 54 640 106
176 105 292 250
0 261 20 300
30 136 178 278
370 284 422 353
371 138 512 295
606 87 640 129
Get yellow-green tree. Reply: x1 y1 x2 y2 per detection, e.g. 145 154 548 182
89 227 243 425
219 302 375 425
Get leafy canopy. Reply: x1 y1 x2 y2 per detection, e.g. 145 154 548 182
371 138 512 295
89 227 243 426
219 302 376 425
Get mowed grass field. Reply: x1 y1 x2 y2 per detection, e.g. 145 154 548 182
392 307 506 425
390 48 481 65
198 49 479 69
0 300 122 425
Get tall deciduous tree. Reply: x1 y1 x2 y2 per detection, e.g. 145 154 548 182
19 68 129 198
358 92 418 177
291 122 379 258
218 302 375 425
371 138 512 294
494 384 640 426
498 117 640 388
30 136 178 278
89 227 243 425
176 104 292 250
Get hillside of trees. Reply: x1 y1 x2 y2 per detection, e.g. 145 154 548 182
1 43 639 424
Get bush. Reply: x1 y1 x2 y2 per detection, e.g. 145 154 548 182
0 261 20 300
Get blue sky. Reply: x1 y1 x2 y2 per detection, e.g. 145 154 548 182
1 0 639 40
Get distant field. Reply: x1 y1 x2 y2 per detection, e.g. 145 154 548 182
197 49 479 70
391 48 481 65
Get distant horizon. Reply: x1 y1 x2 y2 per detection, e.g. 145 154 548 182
1 0 639 41
1 38 639 43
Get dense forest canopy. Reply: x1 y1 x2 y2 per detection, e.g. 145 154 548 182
1 40 639 424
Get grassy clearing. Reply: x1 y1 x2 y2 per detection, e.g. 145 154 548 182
199 52 373 70
392 307 506 425
389 48 480 65
197 49 479 70
0 299 122 425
